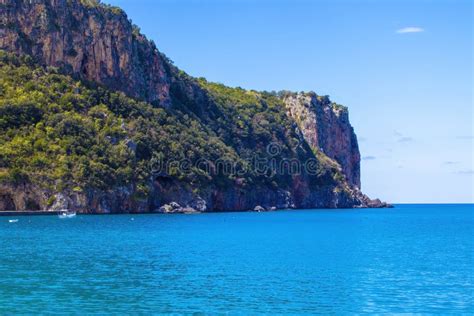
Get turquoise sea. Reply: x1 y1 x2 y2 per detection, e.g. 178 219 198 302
1 204 473 314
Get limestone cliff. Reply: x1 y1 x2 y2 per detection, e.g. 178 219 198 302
283 93 361 189
0 0 388 213
0 0 172 106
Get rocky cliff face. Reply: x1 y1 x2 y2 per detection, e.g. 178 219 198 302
0 0 388 213
283 93 361 189
0 0 172 106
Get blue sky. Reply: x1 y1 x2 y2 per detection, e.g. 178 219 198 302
104 0 472 203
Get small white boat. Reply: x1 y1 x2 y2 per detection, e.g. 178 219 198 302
58 210 76 219
8 219 18 223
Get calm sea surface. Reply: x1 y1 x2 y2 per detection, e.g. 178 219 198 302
1 204 473 314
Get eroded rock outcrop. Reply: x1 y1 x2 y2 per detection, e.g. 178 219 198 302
283 93 361 189
0 0 172 106
0 184 45 211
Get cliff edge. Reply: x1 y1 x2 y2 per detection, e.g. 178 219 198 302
0 0 389 213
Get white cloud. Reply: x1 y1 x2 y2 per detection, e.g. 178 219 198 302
393 130 414 143
443 161 459 165
398 136 414 143
456 169 474 175
396 27 424 34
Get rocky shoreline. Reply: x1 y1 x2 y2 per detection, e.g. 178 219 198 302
0 203 392 216
0 183 390 215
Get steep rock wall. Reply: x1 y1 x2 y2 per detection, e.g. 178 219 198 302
0 0 171 106
283 93 361 189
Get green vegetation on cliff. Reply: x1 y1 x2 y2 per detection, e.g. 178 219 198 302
0 51 340 200
0 52 233 194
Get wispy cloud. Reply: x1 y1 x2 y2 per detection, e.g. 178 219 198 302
362 156 376 161
456 135 474 140
455 169 474 175
396 27 424 34
443 161 459 165
394 130 414 143
398 137 413 143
